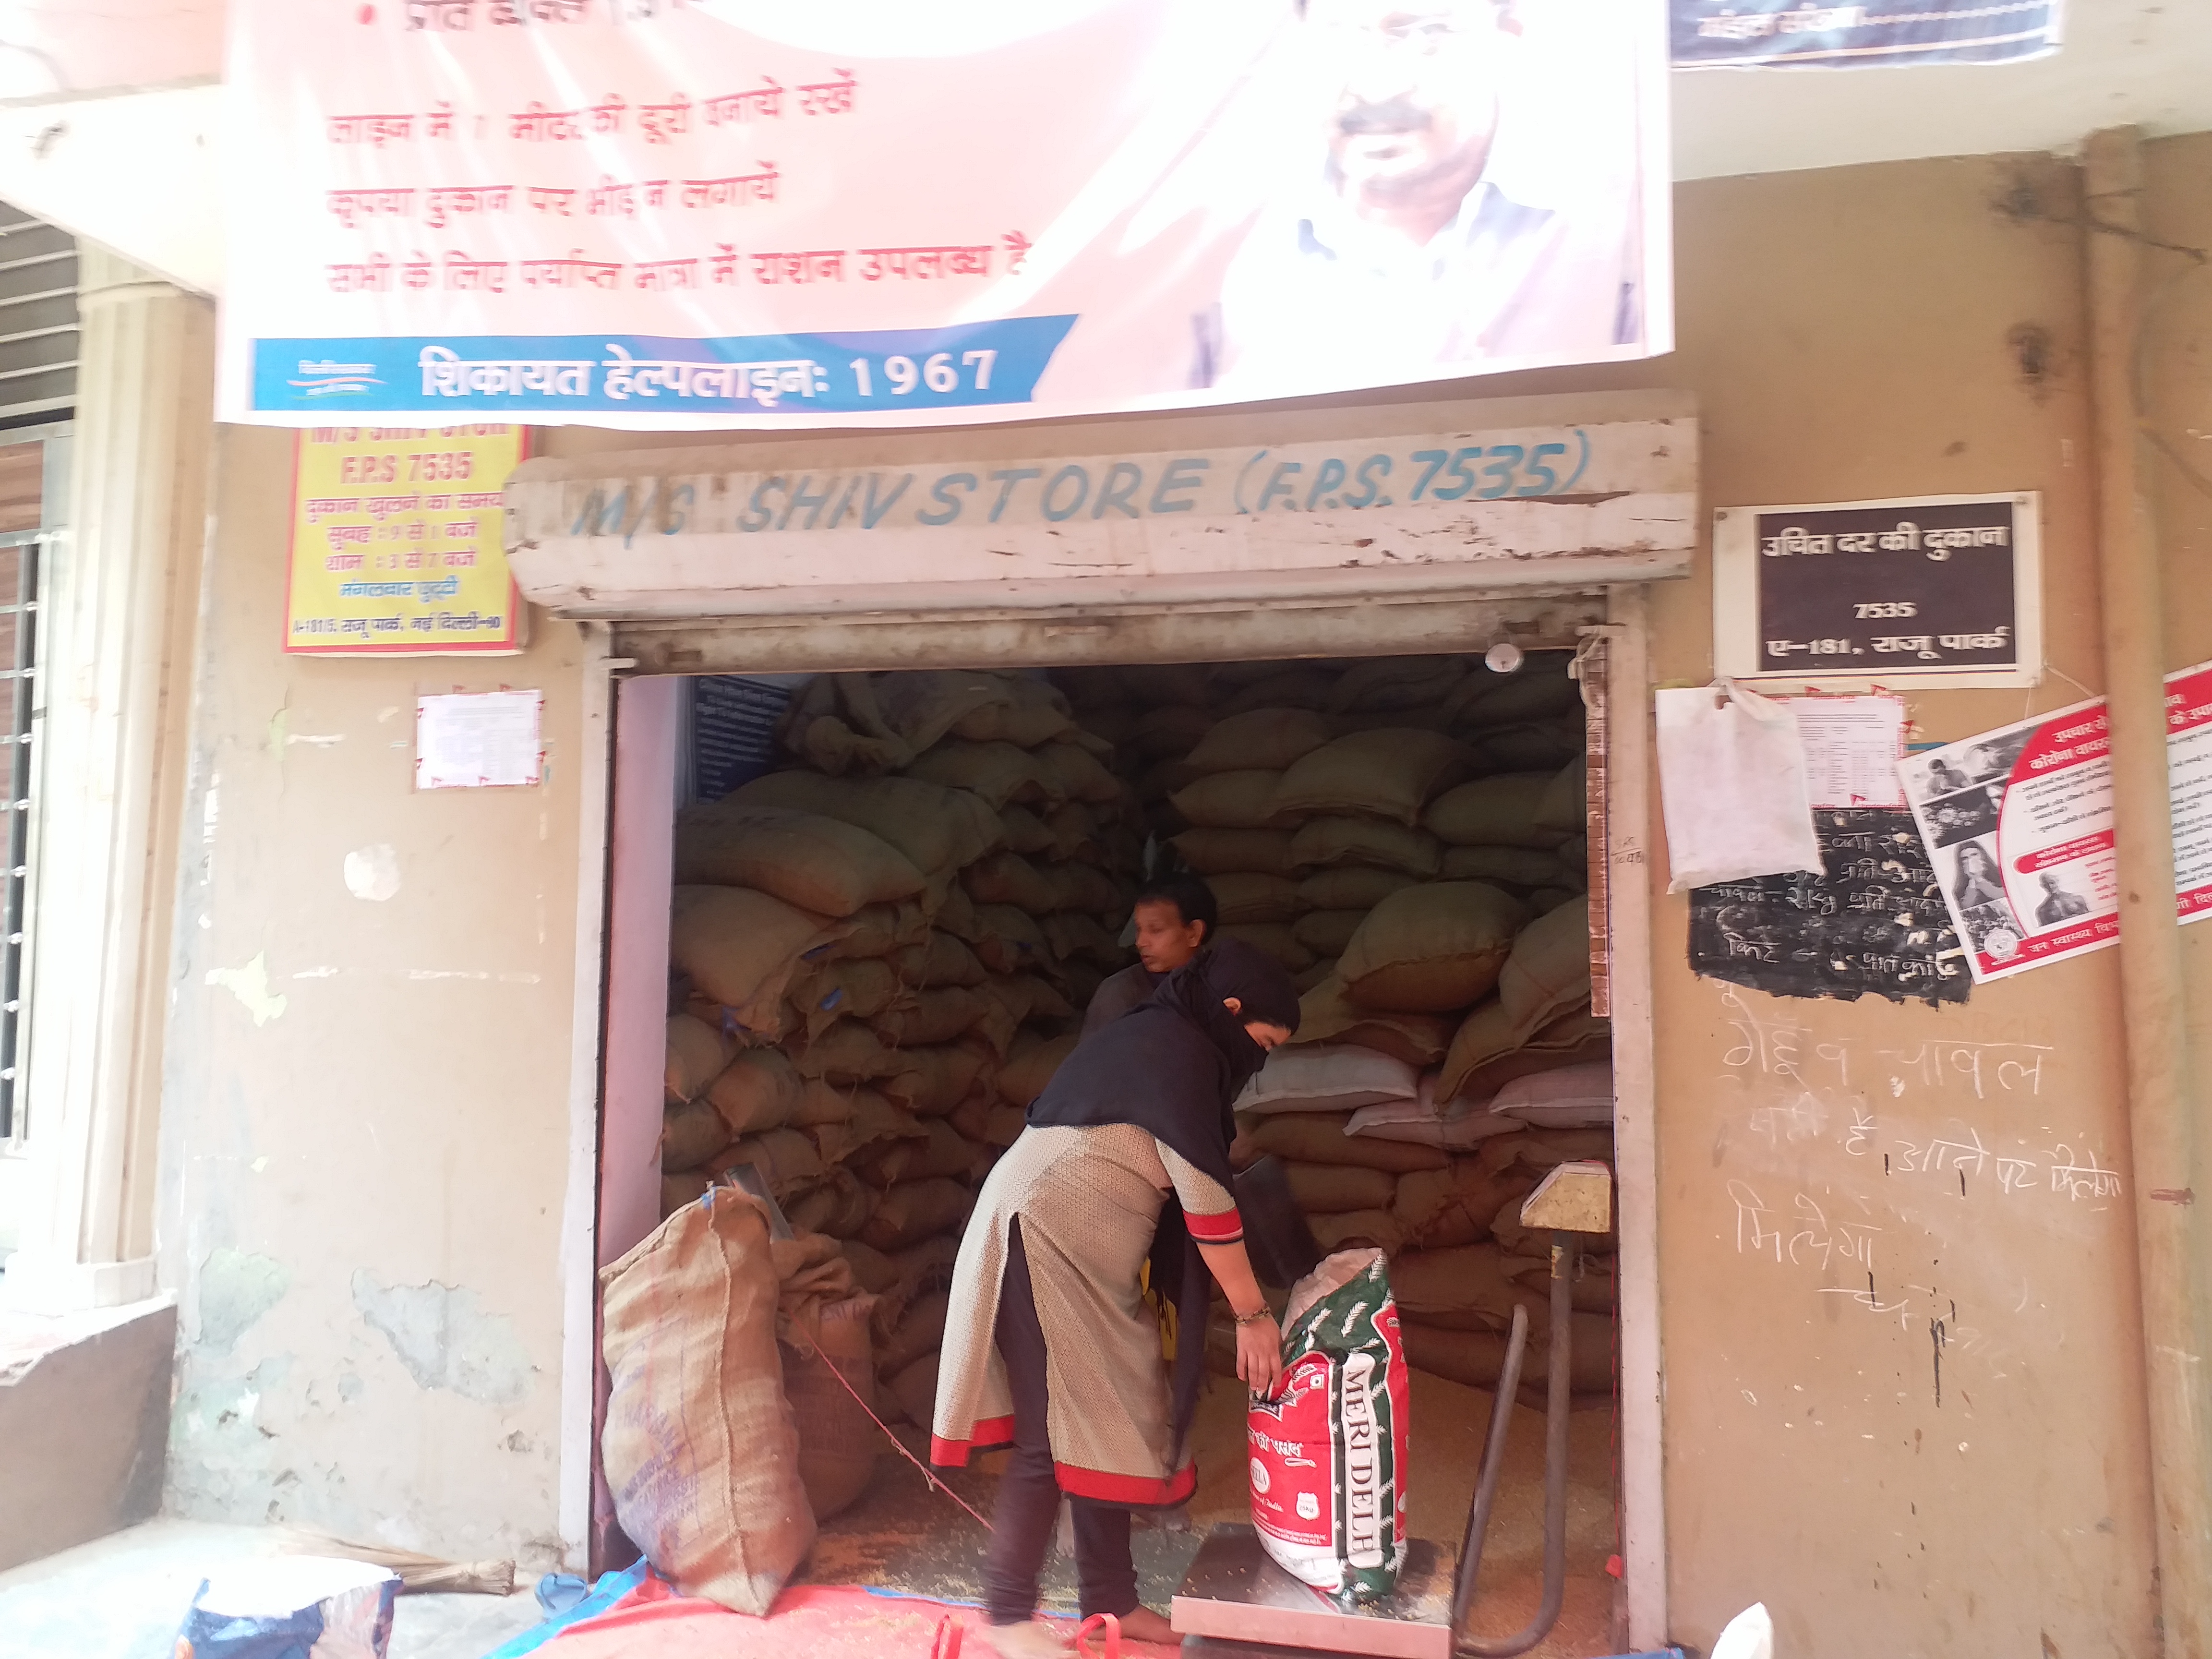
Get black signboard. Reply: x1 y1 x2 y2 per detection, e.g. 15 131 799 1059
1716 493 2033 685
1688 807 1969 1006
691 674 792 803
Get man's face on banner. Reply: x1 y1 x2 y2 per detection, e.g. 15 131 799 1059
1306 1 1511 208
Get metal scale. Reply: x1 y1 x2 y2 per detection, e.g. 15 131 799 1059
1175 1158 1619 1659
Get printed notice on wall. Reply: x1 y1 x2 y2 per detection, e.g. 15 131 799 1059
1790 694 1906 809
287 424 527 654
417 690 542 789
2163 660 2212 922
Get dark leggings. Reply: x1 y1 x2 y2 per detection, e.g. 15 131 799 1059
983 1219 1141 1625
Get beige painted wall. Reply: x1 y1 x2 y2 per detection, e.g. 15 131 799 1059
156 423 587 1563
156 144 2192 1643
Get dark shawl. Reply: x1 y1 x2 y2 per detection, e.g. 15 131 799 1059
1026 937 1302 1490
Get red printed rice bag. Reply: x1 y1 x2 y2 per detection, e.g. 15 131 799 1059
1247 1247 1410 1601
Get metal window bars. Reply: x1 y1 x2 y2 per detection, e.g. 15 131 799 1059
0 530 40 1140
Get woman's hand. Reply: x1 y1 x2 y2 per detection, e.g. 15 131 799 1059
1236 1312 1284 1401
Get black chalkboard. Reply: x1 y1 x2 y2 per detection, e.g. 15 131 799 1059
1688 807 1969 1005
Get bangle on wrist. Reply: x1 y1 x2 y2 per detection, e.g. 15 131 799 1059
1234 1306 1272 1326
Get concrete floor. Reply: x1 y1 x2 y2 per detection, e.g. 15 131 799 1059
0 1518 546 1659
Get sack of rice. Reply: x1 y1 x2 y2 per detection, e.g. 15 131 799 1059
1238 1044 1421 1115
1245 1112 1449 1174
661 1169 713 1217
1450 661 1581 726
1498 896 1592 1030
1424 774 1567 850
898 1119 982 1182
1172 769 1292 830
733 771 1005 880
890 931 987 990
1506 1250 1617 1316
671 886 853 1035
1186 708 1334 774
842 1240 900 1295
905 740 1057 809
887 1351 943 1429
666 1013 736 1105
1125 703 1213 761
1044 801 1104 863
1272 729 1470 827
1000 1031 1080 1106
1035 740 1125 805
880 1043 990 1118
819 900 932 962
1289 818 1443 879
790 959 909 1038
873 986 988 1048
1344 1081 1526 1150
780 1293 880 1522
706 1048 805 1135
971 904 1054 976
985 973 1076 1026
1120 663 1214 706
1389 1241 1543 1323
1490 1061 1613 1129
1281 1161 1399 1213
1296 959 1340 994
1327 653 1467 713
1218 923 1314 974
706 1127 827 1196
951 675 1074 748
792 1079 857 1130
1311 1210 1406 1256
1294 910 1367 957
1475 716 1584 773
983 1102 1028 1147
1044 912 1129 968
1437 1001 1608 1103
1537 756 1587 833
1210 872 1304 925
1297 867 1417 910
1438 845 1568 888
1399 1324 1511 1388
662 1097 734 1172
1293 978 1455 1067
1174 828 1300 878
784 1169 879 1239
673 802 929 919
999 804 1058 856
880 1288 952 1377
1054 666 1131 711
1218 667 1338 714
963 850 1059 913
1393 1160 1537 1250
600 1189 813 1613
1046 861 1129 919
1338 883 1526 1012
859 1178 976 1251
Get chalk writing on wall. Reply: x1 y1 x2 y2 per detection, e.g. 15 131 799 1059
1688 806 1968 1005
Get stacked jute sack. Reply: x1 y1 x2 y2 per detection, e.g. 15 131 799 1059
657 669 1144 1450
1058 654 1614 1400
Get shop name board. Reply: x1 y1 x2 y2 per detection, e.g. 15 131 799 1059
1712 492 2041 690
503 414 1699 617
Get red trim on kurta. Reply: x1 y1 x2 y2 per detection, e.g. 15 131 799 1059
1054 1458 1200 1507
1184 1205 1244 1244
931 1416 1017 1467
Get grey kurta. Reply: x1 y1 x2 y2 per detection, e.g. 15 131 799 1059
929 1121 1242 1504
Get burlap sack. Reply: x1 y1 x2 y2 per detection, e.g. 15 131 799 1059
1239 1043 1420 1114
1389 1241 1542 1321
1474 718 1584 774
1173 828 1300 878
784 1169 878 1239
1281 1161 1399 1213
1210 873 1304 925
1128 704 1214 761
1338 883 1527 1012
888 1352 943 1430
666 1013 736 1105
1424 775 1568 850
1450 662 1581 726
1439 845 1568 888
1186 708 1334 775
971 904 1053 976
1218 924 1315 974
1437 1001 1609 1104
1271 729 1470 827
1244 1112 1449 1174
661 1169 713 1218
880 1289 952 1375
1047 861 1129 919
1399 1324 1511 1387
1044 912 1129 968
819 900 931 962
1328 655 1467 714
1055 666 1132 711
871 986 986 1048
859 1178 975 1251
670 887 853 1034
1000 1031 1080 1106
1297 959 1341 994
1393 1160 1538 1250
793 1021 910 1086
880 1043 990 1118
842 1240 900 1295
1294 909 1368 957
791 1078 856 1129
662 1097 734 1172
1172 770 1292 830
963 851 1058 913
1311 1210 1406 1257
984 1103 1028 1147
842 1088 930 1161
891 931 988 990
950 675 1075 748
600 1190 814 1614
1141 757 1201 806
1217 667 1337 715
1288 818 1443 878
1121 663 1213 706
1297 867 1418 910
1293 978 1456 1068
905 740 1056 809
1498 896 1592 1031
985 974 1076 1026
999 804 1057 856
706 1127 826 1196
1407 1310 1610 1393
780 1293 880 1522
1043 801 1105 864
734 771 1006 878
673 803 929 919
1537 756 1587 833
1035 740 1125 805
706 1049 805 1136
790 959 909 1039
935 884 982 943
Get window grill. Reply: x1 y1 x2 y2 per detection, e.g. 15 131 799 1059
0 530 38 1139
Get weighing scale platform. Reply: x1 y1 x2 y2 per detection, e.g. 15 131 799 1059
1170 1525 1457 1659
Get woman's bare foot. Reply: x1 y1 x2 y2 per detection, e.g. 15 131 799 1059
1108 1606 1178 1646
983 1619 1070 1659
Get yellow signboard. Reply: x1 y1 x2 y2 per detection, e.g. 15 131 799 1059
285 424 527 655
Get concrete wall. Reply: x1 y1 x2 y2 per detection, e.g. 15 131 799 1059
157 142 2196 1645
156 426 587 1563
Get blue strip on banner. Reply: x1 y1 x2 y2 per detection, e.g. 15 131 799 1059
252 316 1080 417
1671 0 2059 67
480 1560 652 1659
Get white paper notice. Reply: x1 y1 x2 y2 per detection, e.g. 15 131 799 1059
416 691 542 790
1789 695 1908 808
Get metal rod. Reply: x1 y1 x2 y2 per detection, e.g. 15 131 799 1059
1451 1303 1529 1628
1455 1233 1578 1657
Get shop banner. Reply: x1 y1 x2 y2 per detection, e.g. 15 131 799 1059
286 422 526 653
1899 659 2212 983
221 0 1669 429
1671 0 2062 69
